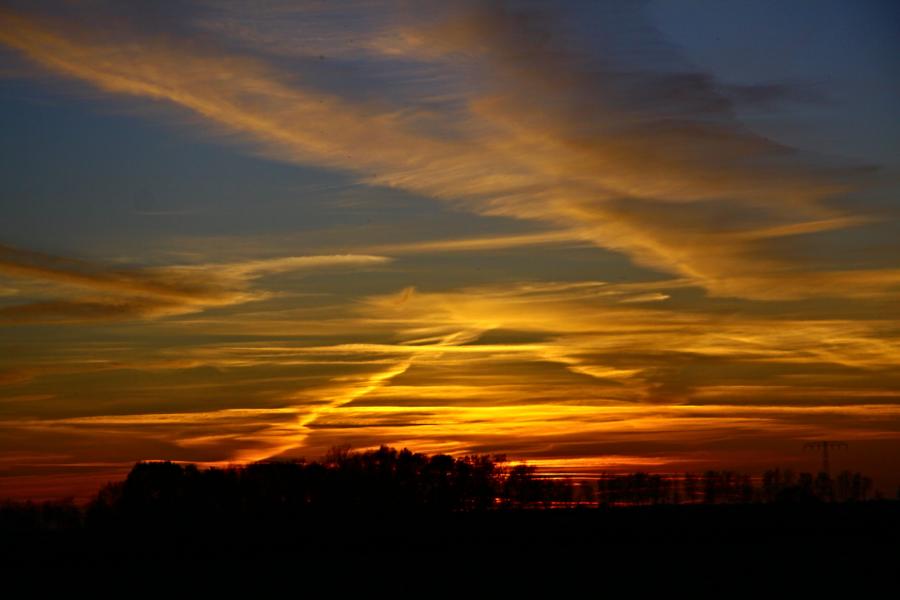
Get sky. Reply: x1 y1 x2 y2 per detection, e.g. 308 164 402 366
1 0 898 501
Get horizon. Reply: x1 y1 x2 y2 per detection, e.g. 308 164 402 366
2 444 885 506
1 0 899 503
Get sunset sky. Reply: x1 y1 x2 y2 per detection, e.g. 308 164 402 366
1 0 898 501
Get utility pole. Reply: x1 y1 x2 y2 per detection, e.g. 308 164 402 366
803 441 847 477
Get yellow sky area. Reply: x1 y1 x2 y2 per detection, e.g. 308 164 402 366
2 277 898 471
6 397 897 472
356 284 900 371
2 322 898 500
2 273 898 410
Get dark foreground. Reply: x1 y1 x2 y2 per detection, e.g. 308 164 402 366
4 503 899 568
3 450 899 574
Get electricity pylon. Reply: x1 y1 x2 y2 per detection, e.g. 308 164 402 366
803 441 847 477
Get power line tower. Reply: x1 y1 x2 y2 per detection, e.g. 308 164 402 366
803 441 847 477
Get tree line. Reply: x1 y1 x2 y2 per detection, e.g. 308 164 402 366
595 468 875 506
0 445 889 533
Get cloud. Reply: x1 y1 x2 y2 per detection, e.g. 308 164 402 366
354 279 900 400
0 2 887 300
153 253 391 284
0 243 390 322
362 228 589 254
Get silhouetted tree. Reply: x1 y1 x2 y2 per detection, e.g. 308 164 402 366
503 465 542 507
814 472 834 502
5 448 891 542
683 472 699 504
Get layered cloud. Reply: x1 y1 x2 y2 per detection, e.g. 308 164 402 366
2 271 899 498
0 2 891 299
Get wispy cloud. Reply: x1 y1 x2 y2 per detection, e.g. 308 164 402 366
0 2 887 299
0 243 390 322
